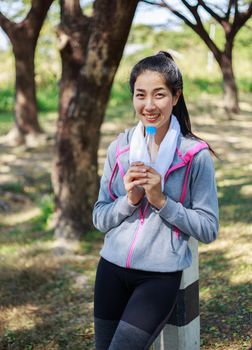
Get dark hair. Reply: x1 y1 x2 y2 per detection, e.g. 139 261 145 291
129 51 217 157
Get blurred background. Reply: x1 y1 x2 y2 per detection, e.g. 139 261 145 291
0 1 251 349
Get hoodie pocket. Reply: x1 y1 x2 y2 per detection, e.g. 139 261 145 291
171 226 190 252
170 229 176 252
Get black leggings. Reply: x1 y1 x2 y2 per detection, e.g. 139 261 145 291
94 257 182 350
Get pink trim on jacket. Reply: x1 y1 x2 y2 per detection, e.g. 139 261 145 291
108 142 130 200
176 147 184 161
166 142 208 238
126 202 149 268
107 137 208 267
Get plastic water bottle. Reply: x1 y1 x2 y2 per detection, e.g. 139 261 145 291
145 126 157 164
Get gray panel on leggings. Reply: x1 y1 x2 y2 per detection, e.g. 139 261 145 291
94 317 119 350
109 320 151 350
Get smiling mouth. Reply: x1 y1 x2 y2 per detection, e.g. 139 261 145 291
144 115 160 122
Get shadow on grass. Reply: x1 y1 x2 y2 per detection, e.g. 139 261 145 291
0 257 95 350
0 226 53 245
218 179 252 225
0 265 59 307
199 249 251 348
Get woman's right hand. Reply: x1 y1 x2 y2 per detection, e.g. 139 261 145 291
123 162 148 205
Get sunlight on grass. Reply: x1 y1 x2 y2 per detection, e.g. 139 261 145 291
218 178 250 187
240 184 252 197
0 207 41 226
0 241 51 257
3 304 40 331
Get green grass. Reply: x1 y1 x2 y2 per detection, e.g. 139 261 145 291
0 88 14 112
0 112 14 135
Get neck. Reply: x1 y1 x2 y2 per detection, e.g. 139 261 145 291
154 119 171 145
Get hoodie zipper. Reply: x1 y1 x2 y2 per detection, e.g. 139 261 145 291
126 202 148 269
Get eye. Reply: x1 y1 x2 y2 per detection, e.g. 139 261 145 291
135 93 145 98
156 93 165 98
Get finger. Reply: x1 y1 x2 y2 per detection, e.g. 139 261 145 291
141 183 151 191
132 178 148 187
145 172 161 182
146 167 160 175
124 173 147 185
126 179 147 192
128 172 148 179
130 161 145 166
141 171 160 181
128 166 147 173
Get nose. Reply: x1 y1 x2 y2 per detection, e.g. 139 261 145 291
144 97 156 112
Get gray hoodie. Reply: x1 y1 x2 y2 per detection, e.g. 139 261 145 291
92 127 219 272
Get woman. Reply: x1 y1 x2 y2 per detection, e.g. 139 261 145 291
92 51 219 350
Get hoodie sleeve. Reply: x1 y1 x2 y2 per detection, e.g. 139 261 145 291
92 139 141 233
157 149 219 243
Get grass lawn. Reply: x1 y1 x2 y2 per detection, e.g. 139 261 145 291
0 94 251 349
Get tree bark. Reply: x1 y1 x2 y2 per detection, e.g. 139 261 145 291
10 37 41 145
0 0 54 145
52 0 139 239
219 53 239 114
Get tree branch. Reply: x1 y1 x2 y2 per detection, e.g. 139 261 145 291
160 0 222 62
197 0 223 24
0 11 15 36
231 0 252 37
177 0 207 32
158 0 195 29
234 0 239 18
24 0 55 42
226 0 233 21
208 3 227 18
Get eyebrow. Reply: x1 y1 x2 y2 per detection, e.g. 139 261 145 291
135 87 166 92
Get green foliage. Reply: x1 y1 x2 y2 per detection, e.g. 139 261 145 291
34 194 55 231
37 81 59 112
0 113 13 135
183 76 222 97
0 8 252 119
238 78 252 92
0 182 24 193
111 80 131 103
0 82 58 114
0 88 14 113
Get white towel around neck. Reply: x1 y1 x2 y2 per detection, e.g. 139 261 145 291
129 114 181 190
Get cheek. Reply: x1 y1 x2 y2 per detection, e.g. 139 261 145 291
133 100 143 112
160 100 173 112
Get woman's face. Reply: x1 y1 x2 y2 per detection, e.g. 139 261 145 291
133 70 180 138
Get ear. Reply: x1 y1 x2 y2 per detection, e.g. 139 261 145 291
172 90 181 106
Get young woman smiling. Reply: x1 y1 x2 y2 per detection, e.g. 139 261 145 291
92 51 219 350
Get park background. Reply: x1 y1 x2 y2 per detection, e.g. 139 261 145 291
0 1 251 349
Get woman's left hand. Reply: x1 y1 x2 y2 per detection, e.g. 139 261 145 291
142 167 166 210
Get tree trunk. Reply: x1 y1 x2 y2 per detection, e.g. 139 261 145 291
219 54 239 115
0 0 54 146
52 0 139 240
7 42 42 146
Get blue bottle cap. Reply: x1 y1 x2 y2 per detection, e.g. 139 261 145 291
146 126 157 135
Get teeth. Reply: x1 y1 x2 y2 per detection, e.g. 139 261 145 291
146 115 158 119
